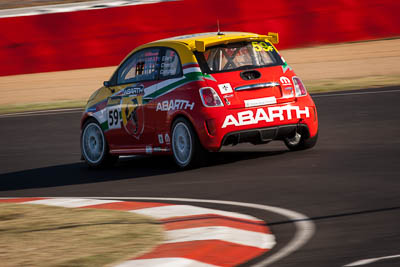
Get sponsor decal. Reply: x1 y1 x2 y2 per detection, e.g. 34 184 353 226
165 133 170 144
222 106 310 128
156 100 195 111
106 97 122 130
218 83 233 94
108 97 122 105
123 85 144 96
146 146 152 154
107 106 121 130
121 96 145 139
101 93 145 138
158 134 164 144
153 147 169 152
280 76 292 86
223 94 234 105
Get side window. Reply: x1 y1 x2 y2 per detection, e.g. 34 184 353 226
159 49 182 79
118 48 160 84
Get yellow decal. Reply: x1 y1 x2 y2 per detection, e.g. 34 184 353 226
121 95 144 138
121 96 142 126
252 41 273 52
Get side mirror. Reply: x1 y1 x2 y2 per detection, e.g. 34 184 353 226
103 81 110 87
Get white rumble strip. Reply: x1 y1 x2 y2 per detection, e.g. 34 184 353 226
2 197 279 267
21 198 120 208
131 204 262 221
165 226 276 249
115 258 217 267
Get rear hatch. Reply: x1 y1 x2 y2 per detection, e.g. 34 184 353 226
195 40 295 109
208 66 295 109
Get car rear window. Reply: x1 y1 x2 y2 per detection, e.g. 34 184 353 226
195 41 283 74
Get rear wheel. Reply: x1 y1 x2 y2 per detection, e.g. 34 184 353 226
284 130 318 151
171 117 206 169
81 118 117 168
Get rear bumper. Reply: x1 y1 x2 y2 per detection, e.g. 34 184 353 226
221 124 309 146
193 95 318 151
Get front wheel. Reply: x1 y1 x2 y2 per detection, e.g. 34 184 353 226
171 117 206 169
284 130 318 151
81 118 117 168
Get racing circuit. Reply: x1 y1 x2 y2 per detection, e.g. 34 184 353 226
1 0 400 266
1 86 400 266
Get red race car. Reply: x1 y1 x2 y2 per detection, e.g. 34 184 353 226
80 32 318 168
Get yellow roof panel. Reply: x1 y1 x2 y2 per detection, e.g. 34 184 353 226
151 31 271 50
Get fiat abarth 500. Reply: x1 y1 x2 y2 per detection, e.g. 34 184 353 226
80 32 318 168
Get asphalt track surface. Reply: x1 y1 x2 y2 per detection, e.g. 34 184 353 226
1 87 400 266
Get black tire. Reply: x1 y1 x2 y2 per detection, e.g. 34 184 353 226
171 117 207 169
284 129 318 151
81 118 118 168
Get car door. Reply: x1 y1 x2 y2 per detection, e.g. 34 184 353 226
104 47 161 152
144 47 185 150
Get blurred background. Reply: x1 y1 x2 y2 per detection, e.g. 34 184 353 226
0 0 399 112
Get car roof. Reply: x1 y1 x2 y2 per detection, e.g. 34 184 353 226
118 31 277 69
148 31 268 50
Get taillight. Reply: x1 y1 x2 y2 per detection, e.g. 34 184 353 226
199 87 224 107
293 77 307 97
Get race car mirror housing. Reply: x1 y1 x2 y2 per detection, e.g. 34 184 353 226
266 32 279 44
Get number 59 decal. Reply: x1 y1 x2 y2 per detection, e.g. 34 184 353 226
108 106 121 129
252 41 274 52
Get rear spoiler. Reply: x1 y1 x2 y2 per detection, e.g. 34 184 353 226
194 32 279 52
266 32 279 45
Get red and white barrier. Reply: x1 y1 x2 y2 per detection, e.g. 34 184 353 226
0 0 399 76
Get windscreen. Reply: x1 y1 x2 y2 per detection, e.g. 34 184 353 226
195 41 283 74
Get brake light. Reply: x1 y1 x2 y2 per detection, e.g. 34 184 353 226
199 87 224 107
293 77 307 97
